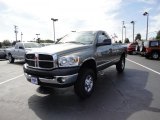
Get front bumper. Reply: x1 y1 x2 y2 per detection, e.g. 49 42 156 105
23 64 79 87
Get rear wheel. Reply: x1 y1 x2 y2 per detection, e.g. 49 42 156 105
74 68 96 99
151 52 159 60
116 56 125 73
8 54 14 63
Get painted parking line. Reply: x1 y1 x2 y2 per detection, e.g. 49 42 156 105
127 58 160 75
0 74 24 85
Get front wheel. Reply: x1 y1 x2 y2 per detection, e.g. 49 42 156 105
116 56 125 73
151 52 159 60
74 68 96 99
8 54 14 63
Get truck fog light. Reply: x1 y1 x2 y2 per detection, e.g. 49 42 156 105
57 77 66 83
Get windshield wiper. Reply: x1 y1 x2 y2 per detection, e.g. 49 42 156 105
65 41 85 45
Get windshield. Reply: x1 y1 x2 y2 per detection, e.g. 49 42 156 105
144 41 149 47
58 31 96 45
24 43 41 48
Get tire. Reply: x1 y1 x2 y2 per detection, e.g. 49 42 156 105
8 54 14 63
116 56 125 73
145 54 150 59
5 55 8 60
128 51 133 55
74 68 96 99
151 52 159 60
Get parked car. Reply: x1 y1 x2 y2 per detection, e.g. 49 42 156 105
127 42 138 54
7 42 41 63
0 48 6 59
143 40 160 59
24 30 127 98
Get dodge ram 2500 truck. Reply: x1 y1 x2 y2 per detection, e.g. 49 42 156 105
7 42 41 63
24 31 127 98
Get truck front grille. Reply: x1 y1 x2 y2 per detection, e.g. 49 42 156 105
26 54 35 59
39 54 53 61
25 54 54 69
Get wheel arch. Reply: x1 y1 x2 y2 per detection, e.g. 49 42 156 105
151 50 160 54
121 52 126 59
79 58 97 77
8 52 11 55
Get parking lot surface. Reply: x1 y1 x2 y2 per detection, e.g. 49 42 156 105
0 55 160 120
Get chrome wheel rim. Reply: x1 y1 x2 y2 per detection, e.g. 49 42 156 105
84 75 93 93
121 58 125 69
153 53 158 59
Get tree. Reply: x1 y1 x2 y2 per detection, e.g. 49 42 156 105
12 41 19 46
135 33 141 41
156 30 160 40
45 39 54 43
118 40 122 44
2 40 11 46
124 38 130 43
36 38 40 43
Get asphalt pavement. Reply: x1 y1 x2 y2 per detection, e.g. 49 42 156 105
0 55 160 120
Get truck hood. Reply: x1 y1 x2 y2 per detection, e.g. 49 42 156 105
28 43 91 55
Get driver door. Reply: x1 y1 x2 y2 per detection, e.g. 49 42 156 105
95 31 112 71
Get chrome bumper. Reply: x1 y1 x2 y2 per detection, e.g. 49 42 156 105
24 73 78 85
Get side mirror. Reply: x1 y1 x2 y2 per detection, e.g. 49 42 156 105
96 39 111 46
19 46 24 49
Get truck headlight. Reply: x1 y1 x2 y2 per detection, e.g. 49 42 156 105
58 56 79 67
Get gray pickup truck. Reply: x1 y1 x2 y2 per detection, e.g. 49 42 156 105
7 42 41 63
24 31 127 98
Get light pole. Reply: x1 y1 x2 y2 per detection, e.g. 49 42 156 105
143 12 149 41
36 34 40 43
123 26 126 40
36 34 40 39
14 25 18 42
51 18 58 42
122 21 124 43
131 21 135 42
21 32 23 42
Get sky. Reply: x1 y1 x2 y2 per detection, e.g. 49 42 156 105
0 0 160 42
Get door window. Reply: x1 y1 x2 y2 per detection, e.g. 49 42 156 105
97 33 109 43
150 41 159 47
15 44 19 49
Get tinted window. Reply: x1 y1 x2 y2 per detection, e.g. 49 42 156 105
97 32 109 43
19 43 24 49
150 41 159 47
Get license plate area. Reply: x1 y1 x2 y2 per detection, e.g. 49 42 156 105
31 77 38 85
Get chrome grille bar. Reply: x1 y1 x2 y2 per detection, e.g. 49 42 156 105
26 53 55 69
